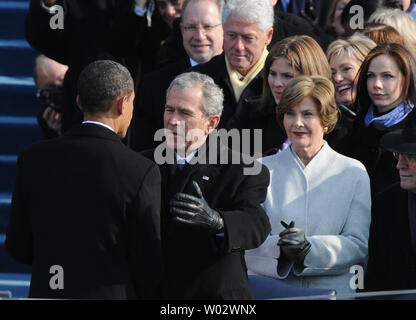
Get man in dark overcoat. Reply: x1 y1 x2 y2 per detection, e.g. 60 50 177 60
6 60 162 299
131 0 224 152
366 109 416 291
142 71 271 299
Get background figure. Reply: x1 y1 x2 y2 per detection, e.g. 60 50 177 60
369 8 416 58
131 0 224 152
255 35 331 156
349 43 416 197
356 22 408 47
109 0 185 83
273 0 330 27
153 0 184 28
25 0 133 134
326 34 376 154
340 0 402 37
191 0 274 156
142 72 271 299
245 75 371 295
325 0 351 38
270 0 335 51
390 0 416 19
33 54 68 139
366 108 416 291
5 60 162 299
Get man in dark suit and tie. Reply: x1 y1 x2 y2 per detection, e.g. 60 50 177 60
132 0 224 152
5 60 162 299
142 71 271 299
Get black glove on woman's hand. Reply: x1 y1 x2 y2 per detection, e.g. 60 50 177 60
170 181 223 234
278 220 311 263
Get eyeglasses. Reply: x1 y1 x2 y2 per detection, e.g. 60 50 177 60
393 152 416 162
183 23 221 34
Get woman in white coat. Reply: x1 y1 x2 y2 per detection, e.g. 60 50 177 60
245 75 371 295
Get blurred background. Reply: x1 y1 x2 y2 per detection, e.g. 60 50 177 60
0 0 43 299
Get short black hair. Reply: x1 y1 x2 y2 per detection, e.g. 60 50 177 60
77 60 133 114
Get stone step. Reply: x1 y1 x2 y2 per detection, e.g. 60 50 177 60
0 272 31 298
0 156 17 195
0 79 44 117
0 42 39 77
0 116 43 155
0 194 11 234
0 1 29 40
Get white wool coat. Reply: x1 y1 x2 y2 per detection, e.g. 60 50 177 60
245 142 371 295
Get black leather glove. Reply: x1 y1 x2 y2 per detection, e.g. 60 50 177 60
278 221 311 263
170 181 223 234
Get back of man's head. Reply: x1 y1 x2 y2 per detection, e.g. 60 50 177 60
77 60 133 114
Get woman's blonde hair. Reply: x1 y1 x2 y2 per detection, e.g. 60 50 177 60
369 8 416 57
327 34 376 65
277 75 338 134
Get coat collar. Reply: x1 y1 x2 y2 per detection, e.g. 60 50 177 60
64 123 122 142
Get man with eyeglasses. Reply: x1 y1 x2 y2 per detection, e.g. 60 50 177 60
131 0 224 151
184 0 273 157
366 109 416 292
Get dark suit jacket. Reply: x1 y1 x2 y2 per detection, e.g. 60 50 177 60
272 10 335 51
25 0 133 132
366 183 416 291
191 53 264 131
191 54 285 158
25 0 165 134
131 57 191 152
142 138 271 299
348 117 405 198
235 98 287 157
6 124 162 299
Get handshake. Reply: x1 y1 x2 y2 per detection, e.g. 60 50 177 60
278 220 311 263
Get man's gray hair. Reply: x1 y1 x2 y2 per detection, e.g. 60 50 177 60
222 0 274 33
77 60 133 114
181 0 224 21
167 72 224 116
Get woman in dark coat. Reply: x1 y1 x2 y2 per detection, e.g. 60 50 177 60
349 43 416 197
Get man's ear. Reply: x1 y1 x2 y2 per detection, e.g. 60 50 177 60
76 95 82 110
179 22 184 35
115 96 127 114
206 115 220 134
266 27 274 46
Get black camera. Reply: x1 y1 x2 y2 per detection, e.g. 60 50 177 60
37 83 64 112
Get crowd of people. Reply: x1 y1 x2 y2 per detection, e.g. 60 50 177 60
4 0 416 299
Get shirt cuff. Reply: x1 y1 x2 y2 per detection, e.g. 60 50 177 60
134 5 147 16
40 0 55 13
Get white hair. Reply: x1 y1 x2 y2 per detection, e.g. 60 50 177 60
222 0 274 32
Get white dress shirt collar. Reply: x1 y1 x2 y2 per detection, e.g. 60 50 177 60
82 120 115 133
